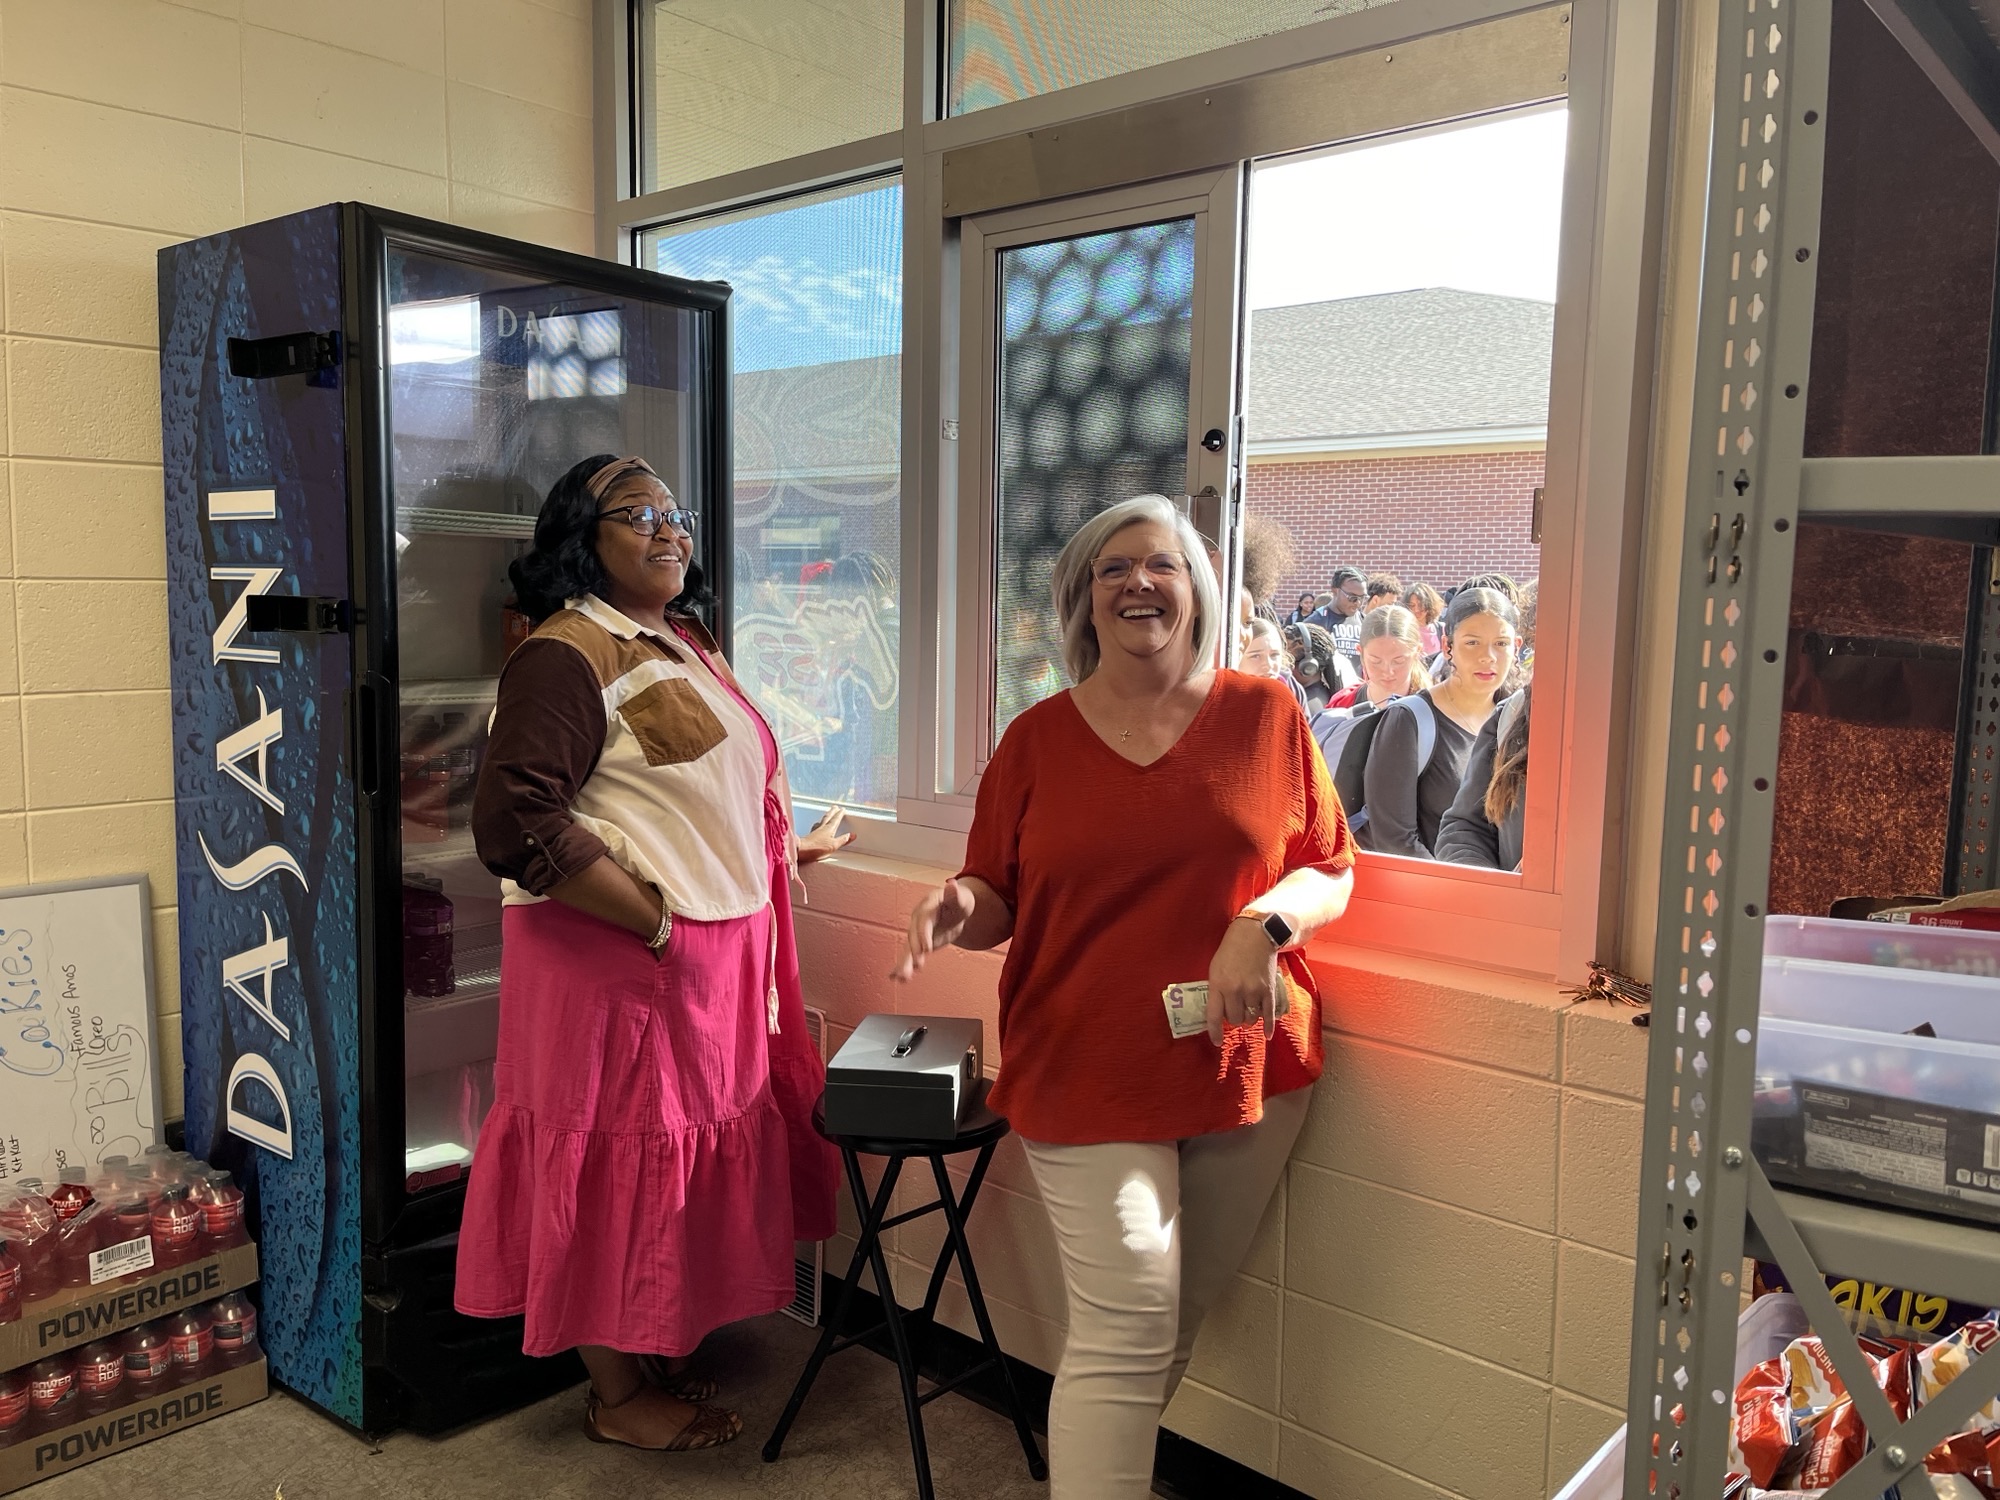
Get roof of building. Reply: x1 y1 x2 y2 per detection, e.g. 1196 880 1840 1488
1245 288 1554 445
730 286 1555 472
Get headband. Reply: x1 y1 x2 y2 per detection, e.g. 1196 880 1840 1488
584 455 660 502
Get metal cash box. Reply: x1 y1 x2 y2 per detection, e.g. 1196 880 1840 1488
823 1015 984 1140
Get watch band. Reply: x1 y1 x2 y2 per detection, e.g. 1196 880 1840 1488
1237 909 1296 949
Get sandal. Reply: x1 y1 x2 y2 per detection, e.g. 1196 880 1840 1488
583 1387 741 1453
637 1354 720 1403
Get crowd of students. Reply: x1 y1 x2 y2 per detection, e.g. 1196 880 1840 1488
1239 567 1536 872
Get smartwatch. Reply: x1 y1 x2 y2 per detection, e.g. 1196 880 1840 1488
1245 910 1295 950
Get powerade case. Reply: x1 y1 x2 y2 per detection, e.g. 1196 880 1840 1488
823 1015 984 1140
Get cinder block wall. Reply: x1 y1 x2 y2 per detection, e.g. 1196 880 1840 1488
0 0 594 1115
1250 448 1548 602
799 856 1644 1500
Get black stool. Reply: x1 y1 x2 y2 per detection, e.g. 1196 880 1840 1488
763 1077 1047 1497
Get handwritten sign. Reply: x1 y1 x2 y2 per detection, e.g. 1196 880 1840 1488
0 878 158 1184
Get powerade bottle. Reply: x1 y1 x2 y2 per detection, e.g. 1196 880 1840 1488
148 1185 200 1269
0 1369 27 1445
0 1239 19 1323
190 1169 248 1252
163 1306 212 1386
0 1184 58 1300
26 1354 75 1430
120 1322 171 1395
75 1340 124 1414
209 1293 259 1368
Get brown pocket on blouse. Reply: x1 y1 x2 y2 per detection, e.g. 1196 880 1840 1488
618 677 727 766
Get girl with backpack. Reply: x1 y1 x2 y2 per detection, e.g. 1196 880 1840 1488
1321 606 1431 711
1438 684 1531 871
1355 587 1521 858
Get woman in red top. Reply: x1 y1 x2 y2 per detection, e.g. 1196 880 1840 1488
892 494 1354 1498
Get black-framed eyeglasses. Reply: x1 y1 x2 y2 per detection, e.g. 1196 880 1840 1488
598 504 697 537
1337 589 1366 604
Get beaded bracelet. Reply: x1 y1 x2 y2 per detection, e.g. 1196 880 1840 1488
647 899 673 952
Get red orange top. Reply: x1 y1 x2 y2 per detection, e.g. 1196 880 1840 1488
961 672 1354 1145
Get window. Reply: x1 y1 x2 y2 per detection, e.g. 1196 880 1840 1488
613 0 1665 979
1239 108 1566 870
993 220 1196 738
948 0 1398 114
641 178 904 812
638 1 902 193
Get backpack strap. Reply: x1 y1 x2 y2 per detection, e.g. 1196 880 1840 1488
1402 693 1438 777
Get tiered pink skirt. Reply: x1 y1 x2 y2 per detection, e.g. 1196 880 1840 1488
455 877 836 1358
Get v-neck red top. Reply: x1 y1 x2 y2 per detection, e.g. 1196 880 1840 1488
960 671 1354 1145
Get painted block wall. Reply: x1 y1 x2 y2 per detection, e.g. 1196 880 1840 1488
0 0 594 1119
799 854 1643 1500
1250 448 1549 603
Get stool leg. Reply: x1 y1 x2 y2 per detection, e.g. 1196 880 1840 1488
929 1152 1048 1482
763 1147 903 1463
865 1177 936 1500
917 1141 995 1326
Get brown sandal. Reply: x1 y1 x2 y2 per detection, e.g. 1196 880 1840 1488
583 1388 741 1453
636 1354 720 1403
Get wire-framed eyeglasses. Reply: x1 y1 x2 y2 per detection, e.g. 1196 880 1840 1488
598 504 697 538
1089 551 1188 587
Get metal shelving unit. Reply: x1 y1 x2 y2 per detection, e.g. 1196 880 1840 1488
1625 0 2000 1494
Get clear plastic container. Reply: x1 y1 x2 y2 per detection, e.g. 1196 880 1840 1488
75 1340 124 1413
1763 913 2000 977
0 1369 27 1444
1754 944 2000 1224
209 1292 259 1368
120 1322 171 1394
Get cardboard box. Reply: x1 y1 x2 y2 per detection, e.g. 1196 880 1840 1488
0 1359 267 1494
0 1244 259 1372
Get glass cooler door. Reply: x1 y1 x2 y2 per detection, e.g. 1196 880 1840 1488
379 239 716 1196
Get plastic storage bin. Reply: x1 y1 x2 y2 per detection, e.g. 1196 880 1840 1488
1753 932 2000 1226
1553 1292 1810 1500
1763 914 2000 977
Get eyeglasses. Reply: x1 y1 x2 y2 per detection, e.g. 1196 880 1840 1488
1337 589 1366 605
598 504 697 537
1090 551 1187 586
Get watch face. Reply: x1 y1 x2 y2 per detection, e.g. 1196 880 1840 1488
1262 912 1293 947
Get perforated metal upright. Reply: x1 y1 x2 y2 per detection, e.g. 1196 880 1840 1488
1626 0 2000 1493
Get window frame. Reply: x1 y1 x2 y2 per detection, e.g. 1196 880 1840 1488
599 0 1675 983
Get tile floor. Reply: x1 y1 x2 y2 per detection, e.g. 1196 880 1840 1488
32 1314 1053 1500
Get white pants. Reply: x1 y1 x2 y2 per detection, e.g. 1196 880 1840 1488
1021 1088 1312 1499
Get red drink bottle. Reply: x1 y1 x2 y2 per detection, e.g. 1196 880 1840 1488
149 1185 200 1269
120 1322 171 1395
191 1170 248 1251
141 1144 183 1188
75 1340 124 1414
48 1167 92 1223
0 1184 59 1300
0 1240 19 1323
56 1198 104 1288
92 1155 129 1196
0 1370 26 1445
209 1293 259 1368
26 1354 75 1429
164 1306 212 1386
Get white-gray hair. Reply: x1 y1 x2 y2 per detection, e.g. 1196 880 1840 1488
1049 495 1222 684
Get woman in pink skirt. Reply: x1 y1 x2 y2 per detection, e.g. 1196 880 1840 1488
458 454 847 1452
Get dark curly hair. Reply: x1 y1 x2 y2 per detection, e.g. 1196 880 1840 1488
509 454 711 623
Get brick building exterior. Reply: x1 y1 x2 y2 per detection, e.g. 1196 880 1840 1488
1248 446 1546 604
1244 288 1553 606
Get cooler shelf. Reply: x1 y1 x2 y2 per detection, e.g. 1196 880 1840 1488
396 506 536 540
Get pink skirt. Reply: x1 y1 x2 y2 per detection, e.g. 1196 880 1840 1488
454 897 818 1357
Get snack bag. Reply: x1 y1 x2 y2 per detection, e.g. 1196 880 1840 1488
1918 1319 2000 1433
1794 1338 1910 1490
1732 1355 1798 1486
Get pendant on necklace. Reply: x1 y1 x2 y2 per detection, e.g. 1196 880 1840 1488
1120 728 1132 742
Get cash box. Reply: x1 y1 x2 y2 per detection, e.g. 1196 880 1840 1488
823 1015 984 1140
